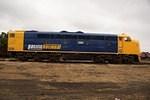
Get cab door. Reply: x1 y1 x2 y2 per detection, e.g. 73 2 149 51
8 31 24 51
118 37 124 53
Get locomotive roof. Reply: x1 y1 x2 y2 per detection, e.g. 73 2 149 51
25 31 117 37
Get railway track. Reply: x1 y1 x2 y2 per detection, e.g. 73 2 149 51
0 57 150 65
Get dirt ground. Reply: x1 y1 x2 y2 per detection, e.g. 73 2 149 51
0 61 150 100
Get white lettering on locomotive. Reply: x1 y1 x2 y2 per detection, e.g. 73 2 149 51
27 44 42 50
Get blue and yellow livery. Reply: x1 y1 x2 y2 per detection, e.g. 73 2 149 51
7 30 140 63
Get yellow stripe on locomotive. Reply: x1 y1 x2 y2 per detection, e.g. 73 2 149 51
42 44 61 50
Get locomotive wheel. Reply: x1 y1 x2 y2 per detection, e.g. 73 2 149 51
93 57 105 63
48 56 60 62
123 56 134 64
17 57 28 61
33 56 41 62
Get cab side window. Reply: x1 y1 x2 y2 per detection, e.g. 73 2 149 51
124 37 131 42
9 33 15 38
119 37 123 41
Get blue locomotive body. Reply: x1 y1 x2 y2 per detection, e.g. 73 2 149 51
24 31 118 53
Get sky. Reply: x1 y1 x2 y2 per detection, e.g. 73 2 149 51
0 0 150 51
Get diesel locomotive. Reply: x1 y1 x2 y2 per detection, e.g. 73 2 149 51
1 30 141 63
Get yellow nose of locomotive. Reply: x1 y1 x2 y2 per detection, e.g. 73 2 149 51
118 33 141 62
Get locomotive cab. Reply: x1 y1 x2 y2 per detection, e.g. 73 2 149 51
118 33 141 62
